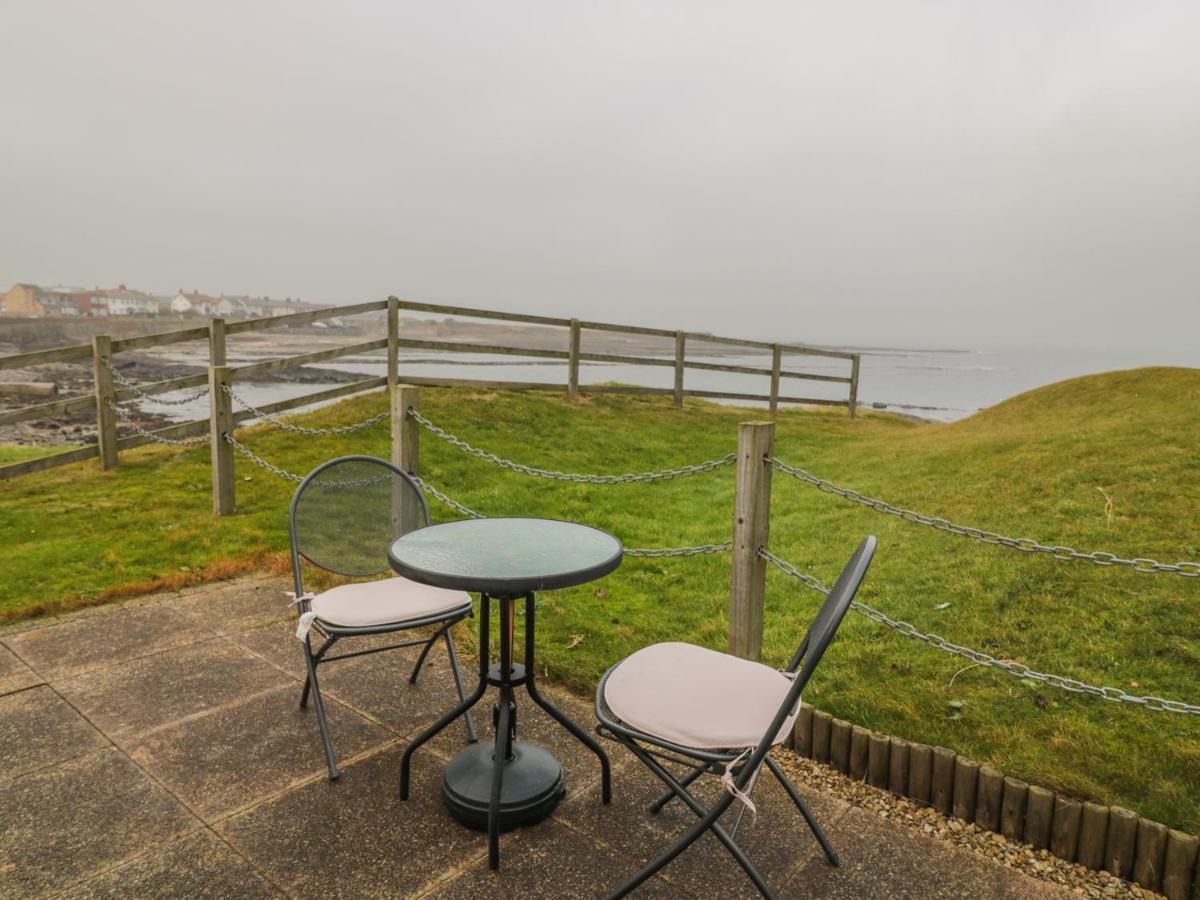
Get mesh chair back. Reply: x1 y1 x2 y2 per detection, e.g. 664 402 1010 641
289 455 431 578
789 535 877 684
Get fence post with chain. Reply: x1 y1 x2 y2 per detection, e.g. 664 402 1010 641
387 296 400 389
392 384 422 533
91 334 119 470
729 420 774 661
567 319 581 398
673 331 686 408
209 365 235 515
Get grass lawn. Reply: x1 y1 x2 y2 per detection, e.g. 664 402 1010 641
0 367 1197 831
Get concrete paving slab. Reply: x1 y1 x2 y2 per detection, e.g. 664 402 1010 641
163 575 294 635
0 746 198 897
57 639 292 742
0 685 108 782
217 745 488 898
0 642 42 696
558 748 850 899
427 820 688 899
6 602 210 682
57 830 283 899
781 806 1074 899
127 683 392 821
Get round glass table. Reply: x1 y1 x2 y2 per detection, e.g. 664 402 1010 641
389 517 622 870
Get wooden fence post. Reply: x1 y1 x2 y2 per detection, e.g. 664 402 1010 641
729 420 774 660
209 317 227 367
848 354 860 419
673 331 686 408
209 365 235 515
567 319 581 397
387 296 400 389
768 344 782 417
91 335 119 470
391 384 423 533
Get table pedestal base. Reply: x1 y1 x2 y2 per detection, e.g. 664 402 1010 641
442 741 565 831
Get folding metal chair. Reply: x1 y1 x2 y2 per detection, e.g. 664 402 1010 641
595 536 876 898
289 455 477 780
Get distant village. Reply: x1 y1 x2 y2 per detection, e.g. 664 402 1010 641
0 283 321 320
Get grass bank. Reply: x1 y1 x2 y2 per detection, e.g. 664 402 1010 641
1 368 1197 830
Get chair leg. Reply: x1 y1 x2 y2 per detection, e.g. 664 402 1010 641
302 636 340 781
649 763 706 814
409 630 440 685
765 755 839 866
299 635 337 709
628 743 775 898
443 629 478 743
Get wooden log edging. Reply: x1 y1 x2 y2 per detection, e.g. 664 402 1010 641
788 707 1198 898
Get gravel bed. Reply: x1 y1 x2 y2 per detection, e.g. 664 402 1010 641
773 750 1155 898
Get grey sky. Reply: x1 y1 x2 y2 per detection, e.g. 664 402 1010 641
2 1 1198 352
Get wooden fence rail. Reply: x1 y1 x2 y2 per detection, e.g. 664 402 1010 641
0 296 861 487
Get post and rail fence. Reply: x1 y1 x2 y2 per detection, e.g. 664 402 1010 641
0 298 861 486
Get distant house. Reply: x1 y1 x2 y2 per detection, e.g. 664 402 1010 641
170 290 219 316
102 285 161 316
0 284 91 317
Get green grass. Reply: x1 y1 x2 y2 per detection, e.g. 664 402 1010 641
0 443 81 464
1 368 1197 830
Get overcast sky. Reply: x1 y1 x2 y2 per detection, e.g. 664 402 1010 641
2 1 1198 352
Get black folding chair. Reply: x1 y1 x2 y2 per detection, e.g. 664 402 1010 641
595 536 876 898
289 455 477 780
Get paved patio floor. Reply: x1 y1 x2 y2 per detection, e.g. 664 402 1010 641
0 575 1072 898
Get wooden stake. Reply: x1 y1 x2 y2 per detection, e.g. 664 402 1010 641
387 296 399 389
794 706 814 758
1160 829 1197 900
906 743 932 803
952 758 979 821
1105 807 1138 880
567 319 581 397
931 747 955 815
391 384 422 533
812 710 832 764
849 726 870 782
867 733 890 788
1133 819 1168 893
208 365 235 516
673 331 685 408
1076 803 1109 870
768 344 782 417
848 354 860 419
729 421 773 660
975 766 1004 832
91 335 118 470
1025 786 1055 850
830 719 852 774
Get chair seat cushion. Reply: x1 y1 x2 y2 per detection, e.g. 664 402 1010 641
310 577 471 629
603 642 799 751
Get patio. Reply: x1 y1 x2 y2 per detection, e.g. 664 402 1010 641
0 574 1072 898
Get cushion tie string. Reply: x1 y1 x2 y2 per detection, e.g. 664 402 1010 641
720 748 760 822
286 592 318 641
286 591 316 607
295 612 318 641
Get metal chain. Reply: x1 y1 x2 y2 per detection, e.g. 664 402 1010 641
222 384 389 435
106 399 209 446
102 356 209 406
759 547 1200 716
222 433 390 487
409 408 736 484
413 475 732 559
768 457 1200 579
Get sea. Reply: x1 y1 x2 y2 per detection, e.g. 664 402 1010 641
144 345 1198 425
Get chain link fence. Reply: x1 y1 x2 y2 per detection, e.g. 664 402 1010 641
759 546 1200 716
768 456 1200 579
409 408 736 484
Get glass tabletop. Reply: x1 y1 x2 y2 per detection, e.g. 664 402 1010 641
387 517 624 594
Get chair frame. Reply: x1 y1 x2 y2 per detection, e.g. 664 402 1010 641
289 454 477 781
594 536 876 899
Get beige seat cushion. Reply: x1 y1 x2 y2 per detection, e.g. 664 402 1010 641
311 577 471 629
603 642 799 751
